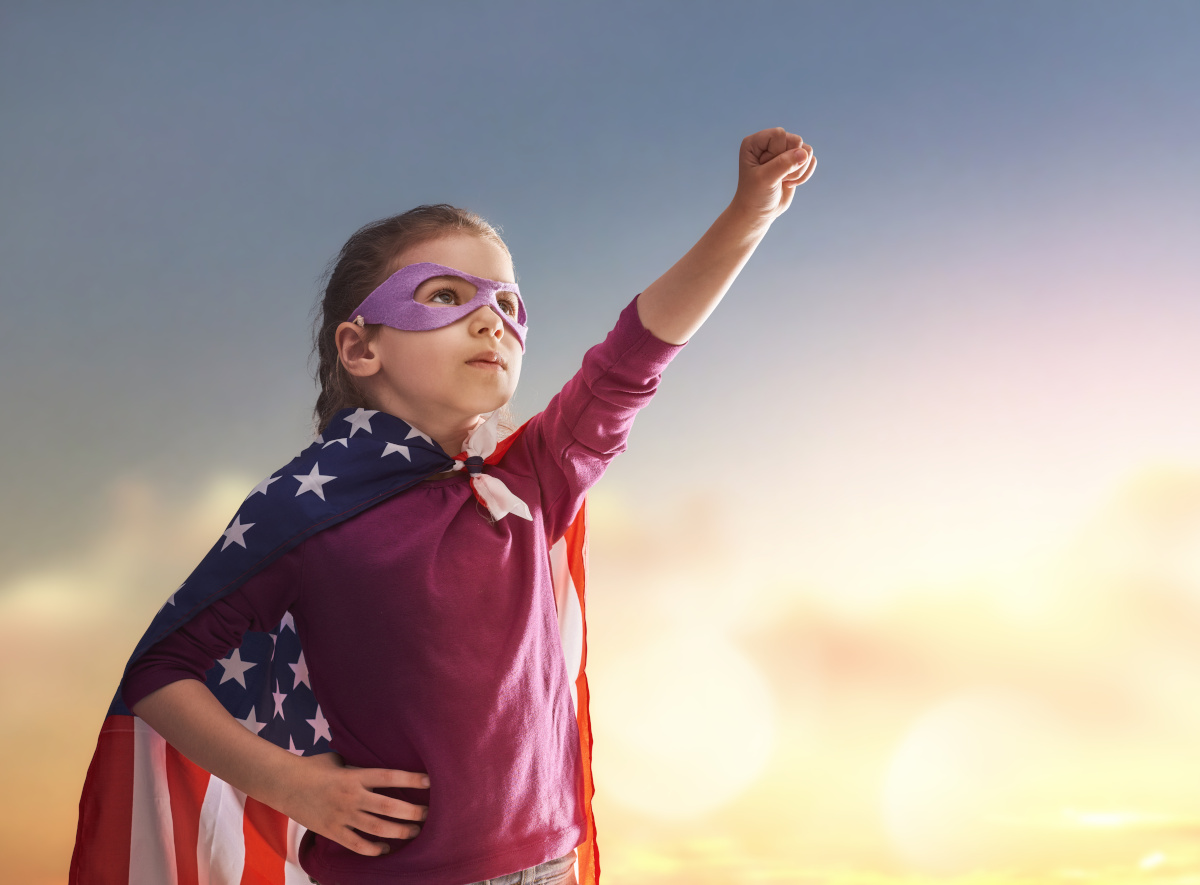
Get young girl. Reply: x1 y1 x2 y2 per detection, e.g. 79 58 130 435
71 128 815 885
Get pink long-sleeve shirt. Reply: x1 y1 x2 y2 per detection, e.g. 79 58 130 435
123 297 683 885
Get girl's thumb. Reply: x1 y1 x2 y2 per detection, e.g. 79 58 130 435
764 147 809 178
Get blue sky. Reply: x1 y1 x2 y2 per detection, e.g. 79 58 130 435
1 0 1197 575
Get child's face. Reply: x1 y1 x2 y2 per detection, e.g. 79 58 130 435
347 233 523 438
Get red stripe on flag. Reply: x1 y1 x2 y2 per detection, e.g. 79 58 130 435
164 742 211 885
563 504 600 885
69 715 136 885
486 418 531 464
241 795 289 884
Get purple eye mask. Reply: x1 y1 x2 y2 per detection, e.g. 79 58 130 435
349 262 527 350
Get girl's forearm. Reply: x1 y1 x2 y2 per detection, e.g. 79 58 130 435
132 678 299 810
637 129 816 345
134 679 429 856
636 201 771 346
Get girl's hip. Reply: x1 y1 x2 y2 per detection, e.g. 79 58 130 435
307 849 577 885
465 850 577 885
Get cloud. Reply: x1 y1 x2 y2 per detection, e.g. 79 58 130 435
0 470 262 879
0 471 257 634
594 829 1200 885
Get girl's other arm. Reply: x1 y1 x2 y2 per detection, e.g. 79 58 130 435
636 127 816 345
133 677 428 857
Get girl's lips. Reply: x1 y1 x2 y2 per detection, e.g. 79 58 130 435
466 350 506 370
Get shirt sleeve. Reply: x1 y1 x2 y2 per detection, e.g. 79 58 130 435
121 541 306 710
527 294 685 544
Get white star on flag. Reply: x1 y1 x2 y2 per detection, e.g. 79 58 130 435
239 707 267 734
221 514 255 550
218 648 256 687
322 438 349 449
290 651 310 689
405 426 434 445
272 682 287 719
294 463 336 500
287 737 303 756
279 611 296 633
308 708 332 744
245 475 281 499
382 442 411 460
343 408 378 437
166 582 184 607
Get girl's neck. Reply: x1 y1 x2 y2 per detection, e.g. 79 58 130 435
393 408 481 457
434 432 469 457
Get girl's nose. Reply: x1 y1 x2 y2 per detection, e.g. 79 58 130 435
470 305 505 338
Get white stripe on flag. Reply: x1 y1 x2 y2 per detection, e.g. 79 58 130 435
564 580 583 714
130 719 180 885
549 536 583 713
284 818 310 885
197 775 247 885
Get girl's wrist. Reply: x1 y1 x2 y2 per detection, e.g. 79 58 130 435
722 196 775 243
262 746 313 812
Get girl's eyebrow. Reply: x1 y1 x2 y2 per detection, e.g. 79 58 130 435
419 275 478 294
420 275 521 297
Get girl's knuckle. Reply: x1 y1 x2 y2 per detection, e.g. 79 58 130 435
385 797 406 816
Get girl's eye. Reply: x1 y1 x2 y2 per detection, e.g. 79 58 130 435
498 295 519 317
428 288 459 306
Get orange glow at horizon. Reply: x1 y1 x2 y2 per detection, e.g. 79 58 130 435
7 446 1200 881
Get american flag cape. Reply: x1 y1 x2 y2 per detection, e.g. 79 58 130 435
70 407 600 885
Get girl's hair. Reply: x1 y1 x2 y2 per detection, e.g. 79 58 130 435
311 204 512 434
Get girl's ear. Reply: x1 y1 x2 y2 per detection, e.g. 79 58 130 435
334 322 381 378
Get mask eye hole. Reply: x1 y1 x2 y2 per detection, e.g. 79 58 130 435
495 291 521 318
416 276 476 307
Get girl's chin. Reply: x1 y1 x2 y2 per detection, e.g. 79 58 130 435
462 393 514 416
450 404 508 428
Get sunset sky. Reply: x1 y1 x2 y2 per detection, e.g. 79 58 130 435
3 2 1200 882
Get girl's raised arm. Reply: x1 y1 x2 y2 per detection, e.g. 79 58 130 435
636 127 816 345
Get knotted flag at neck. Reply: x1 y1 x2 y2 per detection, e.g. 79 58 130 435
71 406 602 885
450 409 533 522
